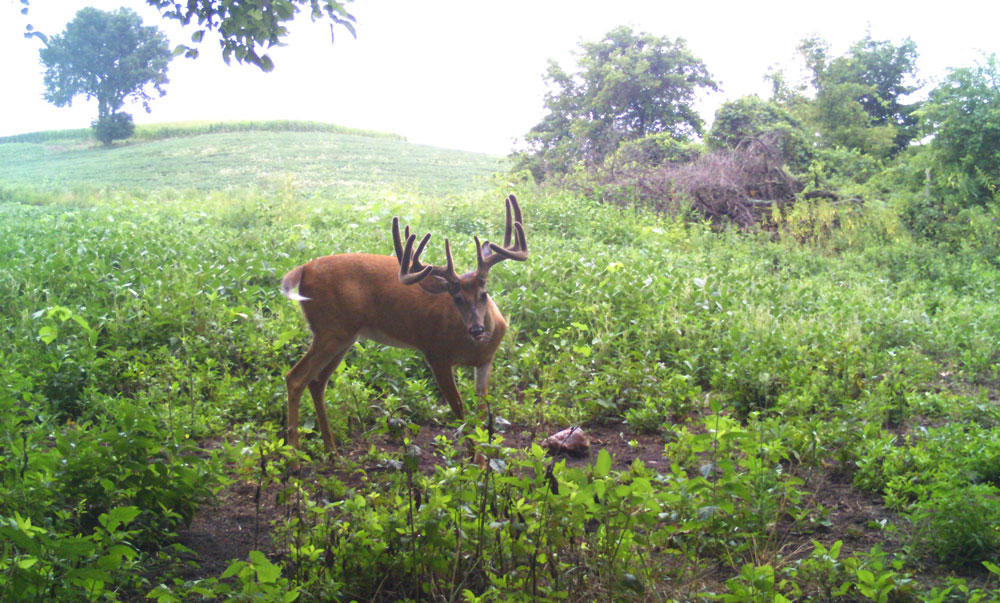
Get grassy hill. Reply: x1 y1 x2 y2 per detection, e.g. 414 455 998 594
0 121 504 197
2 122 1000 601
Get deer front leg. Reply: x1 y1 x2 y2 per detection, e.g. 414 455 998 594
428 361 465 419
474 362 492 414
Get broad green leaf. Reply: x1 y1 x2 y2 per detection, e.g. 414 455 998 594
39 325 57 344
249 550 281 583
594 448 611 478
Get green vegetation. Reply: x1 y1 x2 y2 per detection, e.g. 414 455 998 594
0 119 404 146
517 26 717 177
0 123 500 197
22 0 356 73
2 116 1000 600
39 7 172 145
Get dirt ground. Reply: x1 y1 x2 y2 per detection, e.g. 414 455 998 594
173 419 911 594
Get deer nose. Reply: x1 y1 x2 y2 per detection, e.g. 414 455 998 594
469 325 485 339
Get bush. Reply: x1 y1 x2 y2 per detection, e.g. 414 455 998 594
610 132 701 168
707 95 813 171
921 54 1000 207
912 484 1000 568
92 112 135 145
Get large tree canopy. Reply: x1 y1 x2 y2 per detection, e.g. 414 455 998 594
920 54 1000 205
40 7 172 144
22 0 355 72
522 26 717 176
796 34 921 156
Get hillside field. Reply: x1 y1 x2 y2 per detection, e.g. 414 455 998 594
0 124 503 197
2 123 1000 601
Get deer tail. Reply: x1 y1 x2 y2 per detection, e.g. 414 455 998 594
280 265 311 301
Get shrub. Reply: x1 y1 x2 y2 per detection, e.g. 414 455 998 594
610 132 701 168
707 95 812 171
92 112 135 145
912 484 1000 568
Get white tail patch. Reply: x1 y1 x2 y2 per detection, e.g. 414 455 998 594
281 265 311 301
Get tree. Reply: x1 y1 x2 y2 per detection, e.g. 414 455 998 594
39 8 172 145
22 1 356 72
522 26 718 177
796 34 921 156
921 54 1000 205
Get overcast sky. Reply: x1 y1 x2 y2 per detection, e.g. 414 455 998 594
3 0 999 155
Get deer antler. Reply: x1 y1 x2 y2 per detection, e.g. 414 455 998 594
476 194 528 277
392 217 460 288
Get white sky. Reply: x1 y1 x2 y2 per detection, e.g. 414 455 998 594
3 0 999 155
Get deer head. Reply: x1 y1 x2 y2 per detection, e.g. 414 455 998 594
391 194 528 341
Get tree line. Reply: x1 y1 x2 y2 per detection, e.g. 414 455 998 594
28 7 1000 231
512 25 1000 240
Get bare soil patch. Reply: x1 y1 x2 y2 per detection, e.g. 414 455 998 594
170 420 906 596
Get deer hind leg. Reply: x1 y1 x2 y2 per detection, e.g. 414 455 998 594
307 347 350 451
286 336 354 451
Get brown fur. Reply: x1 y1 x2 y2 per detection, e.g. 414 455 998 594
282 253 508 452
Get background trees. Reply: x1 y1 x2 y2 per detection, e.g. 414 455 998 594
39 8 172 146
794 34 921 158
921 54 1000 206
22 0 355 72
706 95 811 171
144 0 355 71
521 26 717 178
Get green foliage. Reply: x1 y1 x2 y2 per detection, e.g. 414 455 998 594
795 34 920 157
0 119 404 145
2 126 1000 599
707 95 812 170
92 112 136 146
147 0 355 71
0 128 501 196
854 421 1000 568
608 132 702 168
920 54 1000 207
521 26 717 177
0 504 144 601
22 0 355 72
39 7 172 146
912 484 1000 569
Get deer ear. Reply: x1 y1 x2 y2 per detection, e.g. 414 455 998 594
480 239 493 258
417 275 456 295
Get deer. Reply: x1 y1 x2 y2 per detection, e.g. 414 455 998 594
280 194 528 453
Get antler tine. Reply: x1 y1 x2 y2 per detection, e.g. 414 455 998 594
413 236 460 284
392 217 405 261
393 218 423 263
501 194 523 248
488 222 528 260
509 194 523 225
393 213 460 286
399 233 434 284
477 195 528 275
441 239 459 282
475 235 485 268
502 197 513 248
410 231 432 270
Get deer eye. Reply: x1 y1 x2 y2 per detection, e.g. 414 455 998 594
453 296 464 306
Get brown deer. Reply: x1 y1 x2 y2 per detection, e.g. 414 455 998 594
280 194 528 451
